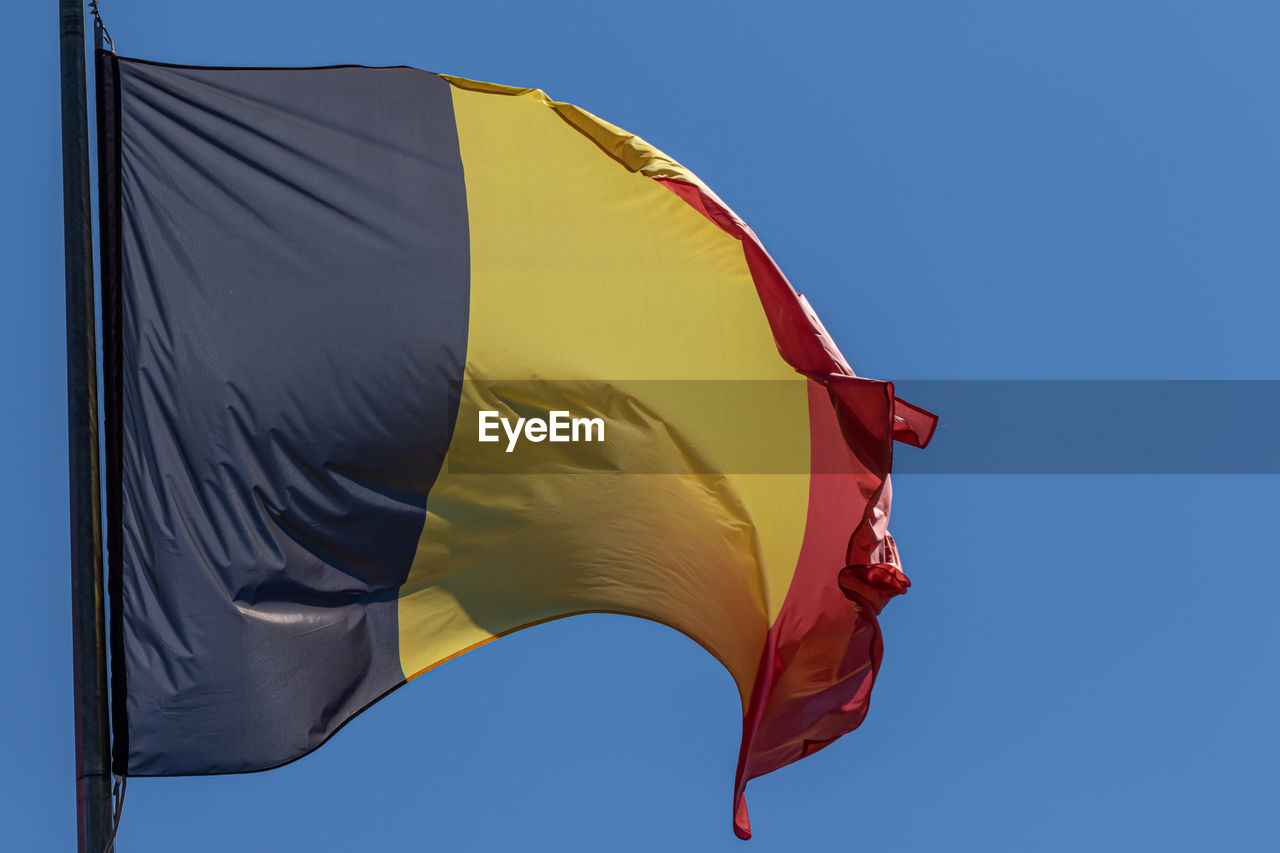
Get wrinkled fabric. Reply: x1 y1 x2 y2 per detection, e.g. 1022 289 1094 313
101 52 934 838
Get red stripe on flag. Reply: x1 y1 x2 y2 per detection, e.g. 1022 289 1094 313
656 178 926 839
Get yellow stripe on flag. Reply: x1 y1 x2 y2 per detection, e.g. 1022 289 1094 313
396 82 813 701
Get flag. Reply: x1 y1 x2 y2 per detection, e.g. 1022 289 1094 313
97 51 936 838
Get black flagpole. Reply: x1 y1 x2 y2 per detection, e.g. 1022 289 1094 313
59 0 113 850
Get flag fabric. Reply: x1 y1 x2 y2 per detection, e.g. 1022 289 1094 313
97 51 936 838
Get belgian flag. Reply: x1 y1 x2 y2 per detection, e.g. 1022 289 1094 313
97 51 935 838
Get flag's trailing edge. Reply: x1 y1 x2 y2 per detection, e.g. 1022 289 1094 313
98 52 936 839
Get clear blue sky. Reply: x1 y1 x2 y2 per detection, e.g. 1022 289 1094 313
3 2 1278 850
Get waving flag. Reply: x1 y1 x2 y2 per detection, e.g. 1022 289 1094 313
98 51 935 838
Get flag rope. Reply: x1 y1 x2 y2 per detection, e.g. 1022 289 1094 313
90 1 114 52
102 775 125 853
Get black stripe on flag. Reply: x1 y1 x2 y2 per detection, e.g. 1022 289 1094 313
108 57 469 774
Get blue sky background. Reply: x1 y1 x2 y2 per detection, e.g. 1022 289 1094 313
3 1 1278 850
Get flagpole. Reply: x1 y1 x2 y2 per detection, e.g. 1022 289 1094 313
60 0 113 850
